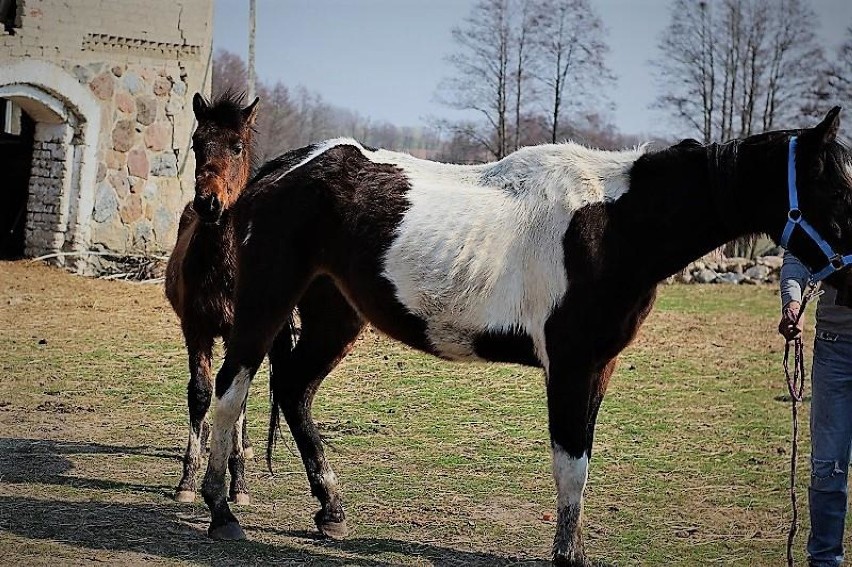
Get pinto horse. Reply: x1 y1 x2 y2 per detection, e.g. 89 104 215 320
164 92 264 504
198 108 852 566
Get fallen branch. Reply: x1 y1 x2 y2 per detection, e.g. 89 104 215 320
30 251 169 262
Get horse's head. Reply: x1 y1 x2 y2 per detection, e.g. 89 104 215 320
190 92 259 223
761 107 852 303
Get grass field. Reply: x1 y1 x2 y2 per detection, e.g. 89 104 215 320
0 260 841 566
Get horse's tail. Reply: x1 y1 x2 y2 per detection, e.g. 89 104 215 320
266 309 299 475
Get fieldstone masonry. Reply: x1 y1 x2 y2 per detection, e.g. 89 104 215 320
0 0 213 271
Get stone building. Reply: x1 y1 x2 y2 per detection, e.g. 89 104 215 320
0 0 212 270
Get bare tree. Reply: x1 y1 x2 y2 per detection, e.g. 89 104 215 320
436 0 514 159
828 27 852 111
529 0 612 144
211 49 248 99
653 0 718 142
511 0 536 150
653 0 826 143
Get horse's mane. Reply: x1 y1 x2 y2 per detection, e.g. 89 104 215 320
197 90 254 132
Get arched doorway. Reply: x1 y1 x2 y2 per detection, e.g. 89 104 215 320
0 60 101 267
0 98 34 258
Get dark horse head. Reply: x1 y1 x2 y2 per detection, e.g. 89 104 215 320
190 92 259 223
773 108 852 299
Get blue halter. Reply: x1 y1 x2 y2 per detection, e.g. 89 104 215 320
779 136 852 283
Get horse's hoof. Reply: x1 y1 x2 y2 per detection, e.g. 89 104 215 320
242 446 254 460
208 521 246 540
174 490 196 503
317 518 349 539
552 555 591 567
231 492 250 505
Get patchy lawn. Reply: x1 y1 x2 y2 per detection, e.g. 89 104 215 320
0 260 836 566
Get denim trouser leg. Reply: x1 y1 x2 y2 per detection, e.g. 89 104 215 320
808 333 852 567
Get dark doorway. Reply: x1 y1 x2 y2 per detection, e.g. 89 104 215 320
0 99 35 259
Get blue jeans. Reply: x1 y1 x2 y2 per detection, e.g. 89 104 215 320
808 331 852 567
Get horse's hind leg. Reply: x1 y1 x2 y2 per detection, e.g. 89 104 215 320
176 332 214 503
268 277 365 539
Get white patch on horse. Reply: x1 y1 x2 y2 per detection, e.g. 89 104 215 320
369 142 644 363
321 468 339 491
552 445 588 508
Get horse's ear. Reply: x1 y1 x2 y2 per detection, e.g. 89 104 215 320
812 106 842 146
192 93 208 118
242 97 260 126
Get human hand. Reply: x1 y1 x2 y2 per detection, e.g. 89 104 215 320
778 301 804 341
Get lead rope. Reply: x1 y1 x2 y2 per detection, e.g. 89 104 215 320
783 283 822 567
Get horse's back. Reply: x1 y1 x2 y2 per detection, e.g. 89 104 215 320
238 140 643 365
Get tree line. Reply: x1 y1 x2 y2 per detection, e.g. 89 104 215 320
213 0 851 166
212 50 447 164
653 0 850 144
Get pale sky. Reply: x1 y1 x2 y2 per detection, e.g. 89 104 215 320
212 0 852 137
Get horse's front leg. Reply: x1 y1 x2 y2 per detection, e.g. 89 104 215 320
224 334 250 505
202 358 258 539
176 334 214 503
546 354 617 567
227 404 250 505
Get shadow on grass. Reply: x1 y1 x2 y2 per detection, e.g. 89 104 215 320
0 496 552 566
0 437 176 496
271 528 555 566
0 438 613 566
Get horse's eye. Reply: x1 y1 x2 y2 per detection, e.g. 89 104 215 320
232 142 244 155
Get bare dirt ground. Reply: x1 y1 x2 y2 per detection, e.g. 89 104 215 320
0 260 837 566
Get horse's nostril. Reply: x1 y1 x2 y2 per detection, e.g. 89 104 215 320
193 195 222 220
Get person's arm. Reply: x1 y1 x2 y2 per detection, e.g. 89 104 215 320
778 250 810 340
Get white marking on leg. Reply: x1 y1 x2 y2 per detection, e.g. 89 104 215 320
208 367 253 477
552 444 589 561
552 445 588 509
321 469 339 492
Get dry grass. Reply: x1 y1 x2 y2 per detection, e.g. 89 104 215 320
0 260 844 565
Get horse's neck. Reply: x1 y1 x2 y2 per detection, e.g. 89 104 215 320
614 146 766 285
188 214 236 263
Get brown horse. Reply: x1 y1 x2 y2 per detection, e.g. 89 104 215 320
164 91 261 504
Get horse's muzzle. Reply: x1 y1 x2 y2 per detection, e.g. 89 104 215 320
193 194 223 224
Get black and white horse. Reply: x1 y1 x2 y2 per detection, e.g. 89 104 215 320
194 108 852 566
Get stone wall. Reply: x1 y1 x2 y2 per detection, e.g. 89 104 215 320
670 254 785 285
0 0 213 264
84 60 192 252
